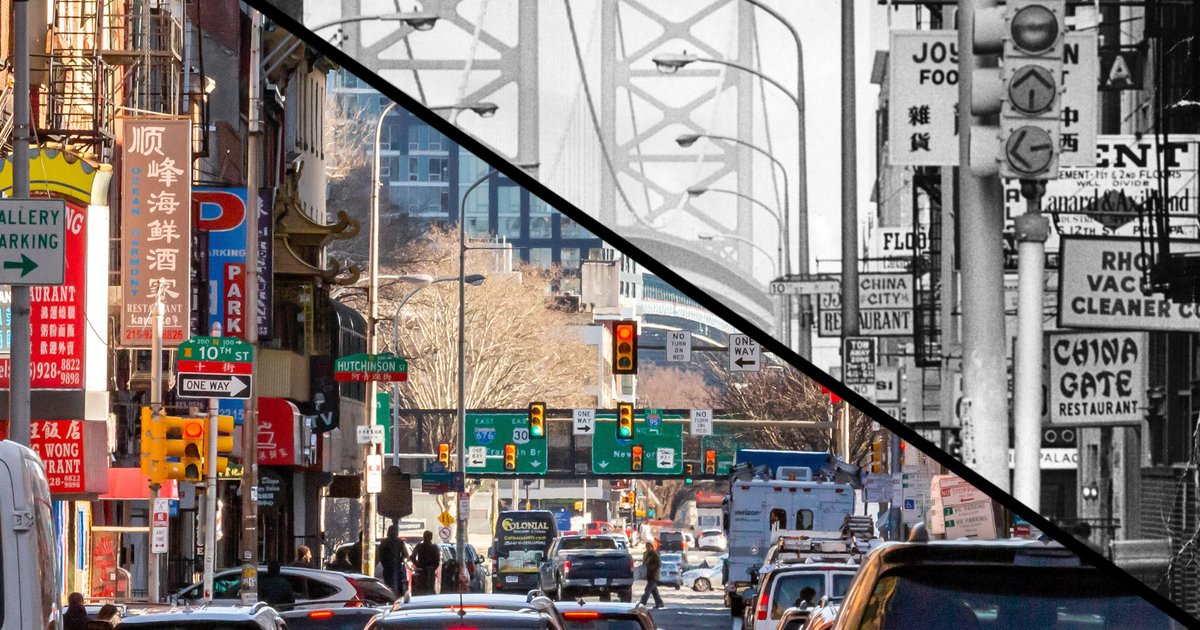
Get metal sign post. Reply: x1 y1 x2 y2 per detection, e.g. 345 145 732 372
203 323 223 604
8 0 33 449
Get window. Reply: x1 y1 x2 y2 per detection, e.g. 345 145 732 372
408 157 419 181
560 248 581 271
529 196 552 238
796 509 814 530
561 215 587 237
770 573 826 619
769 509 787 530
528 248 552 268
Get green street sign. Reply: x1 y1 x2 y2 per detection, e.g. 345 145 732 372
375 392 392 452
592 415 683 474
464 413 547 475
335 352 408 382
177 335 254 371
700 425 744 476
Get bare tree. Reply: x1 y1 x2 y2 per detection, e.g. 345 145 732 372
637 365 712 409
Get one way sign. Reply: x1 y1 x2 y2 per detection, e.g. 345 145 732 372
728 334 761 372
177 373 252 399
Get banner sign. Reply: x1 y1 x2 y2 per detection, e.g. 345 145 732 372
257 188 275 339
119 117 192 346
0 200 87 389
890 32 1096 167
842 337 878 401
1049 331 1146 426
1006 135 1200 249
1059 237 1200 331
818 273 914 337
194 188 249 338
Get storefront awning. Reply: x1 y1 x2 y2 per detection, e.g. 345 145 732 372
98 468 178 501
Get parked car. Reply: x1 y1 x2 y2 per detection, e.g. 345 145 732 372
371 607 562 629
391 592 566 628
280 605 386 629
697 529 727 552
558 601 656 630
538 535 635 602
743 563 859 630
681 554 726 592
658 552 684 588
172 566 391 608
437 542 489 592
115 603 286 629
831 528 1180 629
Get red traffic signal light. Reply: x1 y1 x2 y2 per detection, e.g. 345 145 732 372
631 445 644 472
617 403 634 439
438 443 450 466
704 449 717 475
504 444 518 471
612 320 638 375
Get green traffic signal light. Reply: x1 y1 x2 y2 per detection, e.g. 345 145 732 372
684 463 694 485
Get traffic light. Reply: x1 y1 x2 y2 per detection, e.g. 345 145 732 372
617 403 634 439
164 416 205 482
971 0 1066 179
205 414 235 477
529 402 546 439
612 320 638 375
504 444 517 471
870 438 884 474
630 445 644 472
683 463 694 485
438 443 450 467
140 407 167 484
704 449 717 475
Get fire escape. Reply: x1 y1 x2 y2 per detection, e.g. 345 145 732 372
40 0 182 161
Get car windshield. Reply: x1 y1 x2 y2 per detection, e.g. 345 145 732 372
857 565 1178 630
660 554 682 564
117 623 264 630
564 618 644 630
559 538 617 550
770 573 828 620
659 532 682 541
702 530 722 537
283 611 382 630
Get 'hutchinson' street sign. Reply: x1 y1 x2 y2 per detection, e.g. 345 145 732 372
335 352 409 382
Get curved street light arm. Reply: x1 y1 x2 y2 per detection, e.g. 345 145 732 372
700 234 777 279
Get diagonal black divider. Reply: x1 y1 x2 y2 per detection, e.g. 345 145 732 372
245 2 1196 624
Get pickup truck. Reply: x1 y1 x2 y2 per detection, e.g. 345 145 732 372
538 534 635 602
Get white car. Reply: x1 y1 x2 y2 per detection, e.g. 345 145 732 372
172 566 393 608
659 553 683 588
682 554 726 592
697 529 727 552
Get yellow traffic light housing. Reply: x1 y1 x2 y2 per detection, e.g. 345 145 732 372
683 462 694 485
631 445 644 472
529 402 546 439
161 415 205 482
612 320 638 375
617 403 634 439
504 444 518 471
870 438 884 474
438 443 450 467
704 449 717 475
140 407 168 484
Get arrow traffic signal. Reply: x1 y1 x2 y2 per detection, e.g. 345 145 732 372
529 402 546 439
612 320 638 375
704 449 717 475
617 403 634 439
438 443 450 467
504 444 518 471
631 445 644 472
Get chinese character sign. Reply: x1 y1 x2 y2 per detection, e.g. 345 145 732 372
120 118 192 346
889 31 960 166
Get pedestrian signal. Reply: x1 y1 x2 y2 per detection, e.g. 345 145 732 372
617 403 634 439
612 320 638 375
504 444 517 471
631 445 644 472
529 402 546 438
438 443 450 466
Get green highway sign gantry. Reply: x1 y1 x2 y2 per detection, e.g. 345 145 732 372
335 352 408 382
465 413 547 475
592 415 683 475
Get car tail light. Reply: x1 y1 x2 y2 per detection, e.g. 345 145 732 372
756 588 770 621
308 610 334 619
344 577 366 607
563 560 572 574
447 606 489 613
563 611 602 621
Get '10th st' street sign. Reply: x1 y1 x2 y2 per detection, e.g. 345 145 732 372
176 335 254 399
335 353 409 382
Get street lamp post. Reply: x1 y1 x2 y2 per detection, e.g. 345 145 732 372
687 186 785 283
698 233 777 280
262 11 439 76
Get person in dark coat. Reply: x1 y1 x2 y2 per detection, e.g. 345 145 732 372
258 561 296 608
638 543 665 609
378 524 410 597
63 592 89 630
410 530 441 596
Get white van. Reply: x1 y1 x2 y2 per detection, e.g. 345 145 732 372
1 440 60 629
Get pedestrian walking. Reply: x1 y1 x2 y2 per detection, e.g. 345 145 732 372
411 530 441 596
292 545 313 568
379 524 410 597
63 592 88 630
638 542 665 609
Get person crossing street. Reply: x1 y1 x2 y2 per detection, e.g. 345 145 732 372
638 542 665 609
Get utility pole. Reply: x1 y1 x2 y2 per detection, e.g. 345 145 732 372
1012 183 1049 509
147 296 164 602
840 0 859 341
957 0 1010 491
239 7 263 604
203 323 222 603
9 0 32 447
